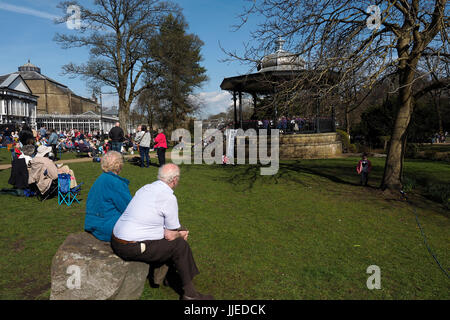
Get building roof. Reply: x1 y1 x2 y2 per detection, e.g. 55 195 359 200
1 61 99 106
257 37 305 73
17 61 69 90
0 73 38 102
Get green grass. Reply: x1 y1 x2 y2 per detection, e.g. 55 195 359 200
416 144 450 153
0 155 448 300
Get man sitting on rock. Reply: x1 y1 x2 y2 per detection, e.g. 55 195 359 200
111 163 214 300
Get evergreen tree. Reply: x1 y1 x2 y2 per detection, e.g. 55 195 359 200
149 13 208 130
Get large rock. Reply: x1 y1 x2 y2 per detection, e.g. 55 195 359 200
50 232 149 300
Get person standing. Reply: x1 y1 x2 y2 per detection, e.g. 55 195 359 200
154 128 167 167
39 126 47 139
356 153 372 186
136 125 151 168
109 122 125 153
111 164 214 300
47 128 59 160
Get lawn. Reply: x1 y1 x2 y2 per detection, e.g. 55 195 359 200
0 154 448 300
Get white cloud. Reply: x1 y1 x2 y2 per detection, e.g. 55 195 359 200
0 2 59 20
192 91 233 118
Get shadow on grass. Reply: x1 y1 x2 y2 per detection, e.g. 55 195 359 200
126 156 160 168
224 160 364 192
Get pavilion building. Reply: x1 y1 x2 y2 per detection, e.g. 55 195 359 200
0 73 38 127
1 61 119 132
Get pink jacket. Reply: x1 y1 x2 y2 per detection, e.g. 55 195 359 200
356 159 372 174
154 133 167 149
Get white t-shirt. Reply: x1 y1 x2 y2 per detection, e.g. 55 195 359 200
113 180 181 241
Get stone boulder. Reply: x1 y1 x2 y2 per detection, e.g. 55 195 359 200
50 232 149 300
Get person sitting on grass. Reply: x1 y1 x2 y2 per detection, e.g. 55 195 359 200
356 152 372 186
77 139 93 157
84 151 132 242
111 164 214 300
28 145 78 196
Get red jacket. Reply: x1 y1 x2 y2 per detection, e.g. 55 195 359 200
154 133 167 149
356 159 372 174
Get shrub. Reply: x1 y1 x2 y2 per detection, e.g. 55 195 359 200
336 129 357 153
426 182 450 210
405 143 419 159
402 176 417 193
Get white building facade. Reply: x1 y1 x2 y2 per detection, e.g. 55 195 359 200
0 74 37 127
36 111 119 134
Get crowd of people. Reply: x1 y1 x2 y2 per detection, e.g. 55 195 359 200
233 116 316 133
431 131 448 144
2 123 79 198
2 123 205 300
1 121 169 166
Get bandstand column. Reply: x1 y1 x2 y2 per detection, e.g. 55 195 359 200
238 91 243 129
233 91 237 129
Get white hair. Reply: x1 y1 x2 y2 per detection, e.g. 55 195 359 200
101 151 123 174
158 164 180 183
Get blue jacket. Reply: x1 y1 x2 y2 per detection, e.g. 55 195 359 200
48 132 58 145
84 171 132 242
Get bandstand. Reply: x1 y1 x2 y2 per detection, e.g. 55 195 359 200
220 37 342 159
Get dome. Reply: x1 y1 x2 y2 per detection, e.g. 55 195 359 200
18 60 41 74
257 37 305 72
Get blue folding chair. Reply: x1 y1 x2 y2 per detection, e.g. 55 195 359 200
58 173 83 206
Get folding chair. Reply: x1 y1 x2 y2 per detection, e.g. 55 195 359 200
58 173 83 206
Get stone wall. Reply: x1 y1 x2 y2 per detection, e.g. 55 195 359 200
279 132 342 159
232 132 342 160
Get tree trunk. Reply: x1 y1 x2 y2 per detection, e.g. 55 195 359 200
345 105 350 134
118 100 130 135
381 69 415 191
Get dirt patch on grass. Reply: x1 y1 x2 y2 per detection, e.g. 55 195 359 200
6 278 51 300
12 239 25 253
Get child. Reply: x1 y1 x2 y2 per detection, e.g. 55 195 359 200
356 153 372 186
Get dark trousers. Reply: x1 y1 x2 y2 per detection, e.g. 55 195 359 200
111 141 122 153
139 146 150 167
361 171 369 186
157 147 166 166
111 236 199 287
51 144 58 160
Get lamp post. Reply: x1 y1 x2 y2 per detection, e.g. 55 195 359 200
100 91 103 136
316 96 321 134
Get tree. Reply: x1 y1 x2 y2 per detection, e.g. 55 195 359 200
232 0 449 191
54 0 180 133
136 84 164 130
148 13 208 131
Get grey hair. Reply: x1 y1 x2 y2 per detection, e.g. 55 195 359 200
101 151 123 174
158 164 180 183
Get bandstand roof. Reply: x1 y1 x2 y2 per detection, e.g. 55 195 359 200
220 37 339 95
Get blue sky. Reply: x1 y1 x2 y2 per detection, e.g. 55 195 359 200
0 0 262 118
